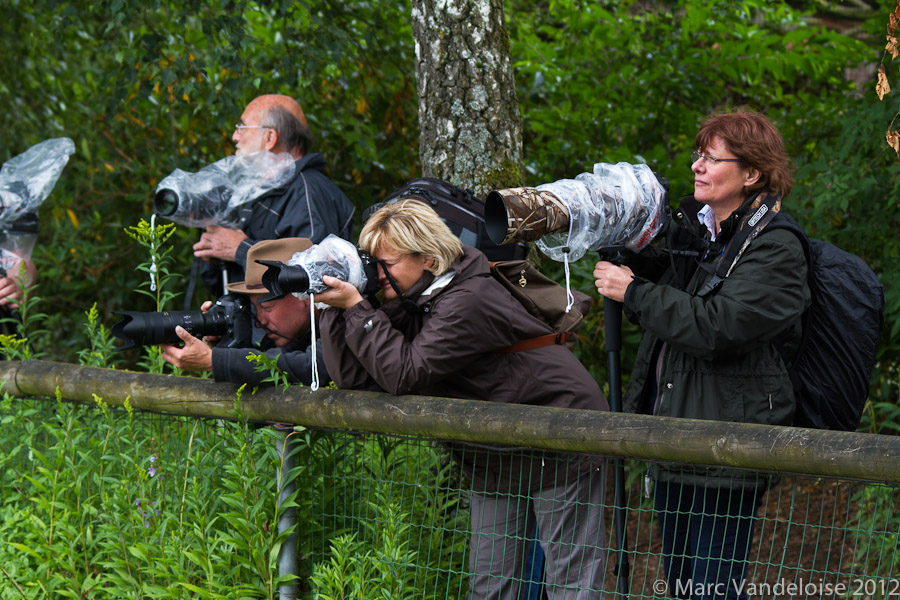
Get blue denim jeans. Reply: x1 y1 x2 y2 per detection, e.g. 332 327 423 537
522 524 547 600
654 480 764 600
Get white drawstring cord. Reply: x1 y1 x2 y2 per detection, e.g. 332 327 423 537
308 293 320 391
562 215 576 313
149 214 158 293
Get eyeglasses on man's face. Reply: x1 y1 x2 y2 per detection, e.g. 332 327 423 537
234 124 273 134
691 150 742 166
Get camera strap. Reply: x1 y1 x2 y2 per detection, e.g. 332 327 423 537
378 259 420 314
184 257 202 310
308 295 321 391
697 190 781 298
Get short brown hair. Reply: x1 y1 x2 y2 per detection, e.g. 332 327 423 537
696 111 793 199
360 198 463 275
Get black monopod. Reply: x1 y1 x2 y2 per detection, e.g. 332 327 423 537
597 246 631 599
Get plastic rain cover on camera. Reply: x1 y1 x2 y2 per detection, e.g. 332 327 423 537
0 229 37 279
286 234 369 301
535 162 665 262
155 150 296 228
0 138 75 231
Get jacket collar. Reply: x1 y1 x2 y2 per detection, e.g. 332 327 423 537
293 152 326 174
681 192 762 244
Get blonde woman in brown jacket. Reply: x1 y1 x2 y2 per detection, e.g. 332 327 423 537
317 199 608 600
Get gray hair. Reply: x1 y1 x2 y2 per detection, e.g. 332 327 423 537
265 105 312 155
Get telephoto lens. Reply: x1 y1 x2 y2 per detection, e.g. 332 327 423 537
257 235 380 303
258 261 312 301
485 162 667 262
111 294 253 350
152 184 231 229
111 309 231 349
153 151 297 229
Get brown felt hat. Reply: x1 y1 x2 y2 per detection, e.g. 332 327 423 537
226 237 313 295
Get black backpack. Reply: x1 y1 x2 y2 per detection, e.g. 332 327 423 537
365 177 529 261
704 194 885 431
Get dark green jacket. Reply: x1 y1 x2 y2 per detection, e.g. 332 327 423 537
622 196 810 488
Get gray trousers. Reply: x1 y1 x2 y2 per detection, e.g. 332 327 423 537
466 464 607 600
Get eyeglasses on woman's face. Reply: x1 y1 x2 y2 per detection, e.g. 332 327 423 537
691 150 742 167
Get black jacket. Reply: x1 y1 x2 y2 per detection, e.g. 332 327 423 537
623 195 810 488
211 334 329 388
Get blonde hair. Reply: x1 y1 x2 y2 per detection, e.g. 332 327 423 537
360 198 463 275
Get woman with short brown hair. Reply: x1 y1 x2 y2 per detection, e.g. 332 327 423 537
594 111 810 599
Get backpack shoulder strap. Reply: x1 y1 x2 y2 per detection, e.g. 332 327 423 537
697 190 783 297
496 332 576 353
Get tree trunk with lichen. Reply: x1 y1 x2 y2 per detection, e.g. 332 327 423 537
410 0 523 197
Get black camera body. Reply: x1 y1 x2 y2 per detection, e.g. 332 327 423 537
257 248 380 303
112 293 253 350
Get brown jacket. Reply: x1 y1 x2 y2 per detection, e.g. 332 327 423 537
320 246 608 492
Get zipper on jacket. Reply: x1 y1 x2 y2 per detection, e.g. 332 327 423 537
655 382 673 415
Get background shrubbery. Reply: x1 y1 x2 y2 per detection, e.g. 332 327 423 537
0 3 899 593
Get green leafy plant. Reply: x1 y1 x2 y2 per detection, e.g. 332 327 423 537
246 351 293 391
76 302 119 369
0 385 309 597
309 494 419 600
124 218 180 374
852 483 900 577
0 262 48 361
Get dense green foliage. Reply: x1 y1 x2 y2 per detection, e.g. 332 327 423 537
0 392 469 597
0 0 418 357
1 3 898 592
0 1 896 411
0 390 293 597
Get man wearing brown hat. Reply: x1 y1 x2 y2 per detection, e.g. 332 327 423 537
161 238 329 387
192 93 355 296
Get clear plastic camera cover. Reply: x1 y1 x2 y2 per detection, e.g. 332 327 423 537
0 137 75 231
0 231 37 279
536 162 666 262
156 150 296 228
286 235 369 300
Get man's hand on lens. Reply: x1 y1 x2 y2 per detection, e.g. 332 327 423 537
193 225 249 263
198 300 223 344
160 326 214 371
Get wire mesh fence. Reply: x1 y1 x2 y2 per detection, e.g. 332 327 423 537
300 428 900 600
2 388 899 598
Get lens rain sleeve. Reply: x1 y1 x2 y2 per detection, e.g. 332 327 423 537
536 162 666 262
155 150 296 228
0 137 75 231
285 235 370 301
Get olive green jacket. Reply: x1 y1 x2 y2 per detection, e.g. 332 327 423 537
623 197 811 489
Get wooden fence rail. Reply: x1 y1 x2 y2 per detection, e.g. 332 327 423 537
2 359 898 483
